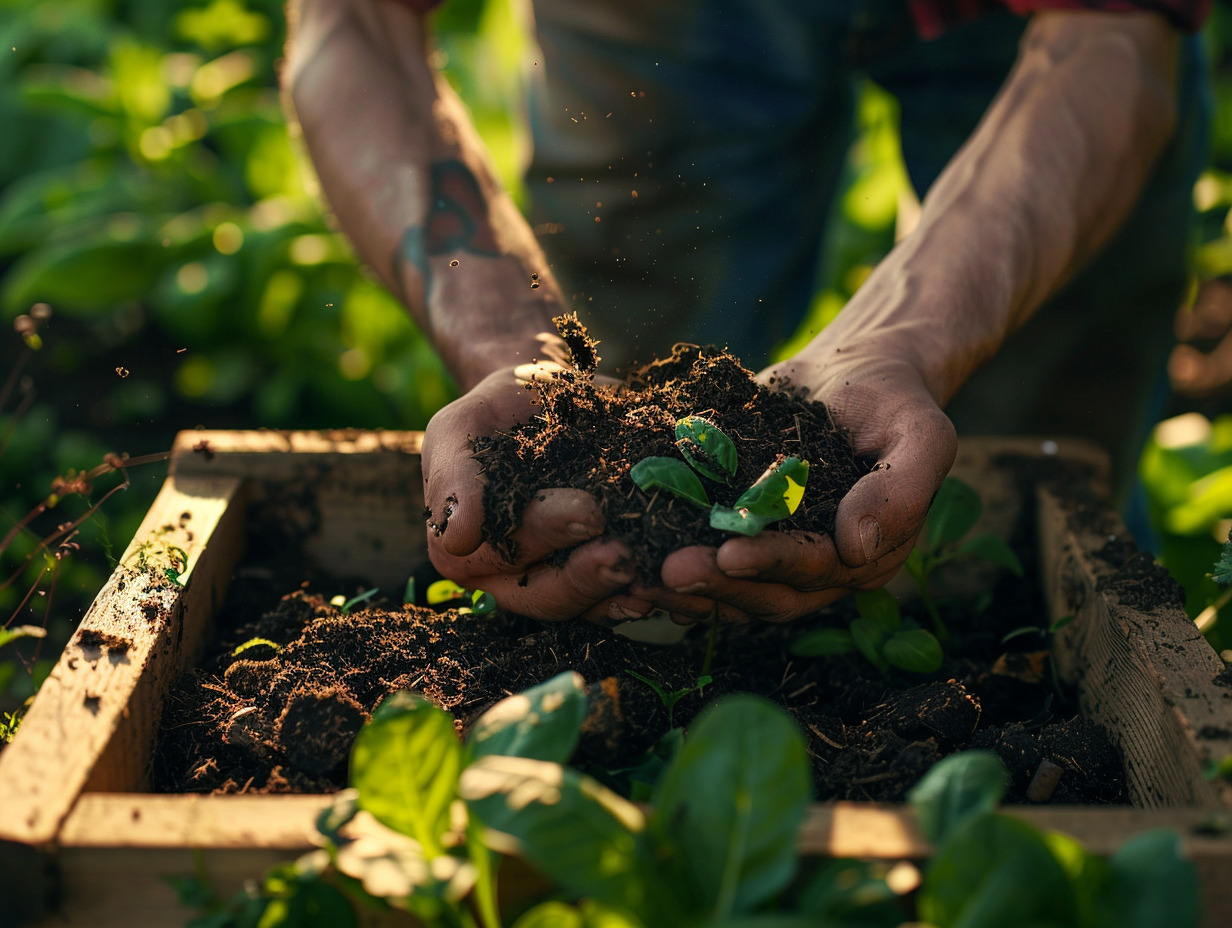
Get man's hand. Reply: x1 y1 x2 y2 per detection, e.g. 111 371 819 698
1170 277 1232 399
423 366 650 624
641 351 956 624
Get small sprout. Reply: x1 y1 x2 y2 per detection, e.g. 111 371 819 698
469 589 497 615
630 456 711 508
426 579 468 606
332 587 380 615
709 456 809 537
674 416 738 484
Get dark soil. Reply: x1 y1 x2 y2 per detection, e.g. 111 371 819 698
461 318 869 576
155 583 1125 805
155 324 1126 805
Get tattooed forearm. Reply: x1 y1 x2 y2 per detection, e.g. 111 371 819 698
394 159 501 306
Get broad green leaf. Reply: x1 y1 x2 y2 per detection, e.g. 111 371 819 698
907 751 1007 844
3 237 163 314
853 588 901 626
461 754 647 912
883 629 943 673
630 456 710 508
1093 829 1201 928
789 627 857 657
650 696 811 920
350 691 463 857
466 671 588 764
675 415 738 484
917 813 1079 928
922 477 982 551
957 533 1024 577
513 899 645 928
850 616 892 671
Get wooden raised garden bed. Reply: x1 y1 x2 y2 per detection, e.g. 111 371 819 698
2 430 1232 927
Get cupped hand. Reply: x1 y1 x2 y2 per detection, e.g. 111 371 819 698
422 365 646 624
1169 277 1232 399
646 352 956 624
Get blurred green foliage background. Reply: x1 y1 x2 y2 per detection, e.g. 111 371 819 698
3 0 1232 714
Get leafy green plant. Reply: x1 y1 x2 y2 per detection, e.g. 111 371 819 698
791 587 943 673
903 476 1023 640
624 669 713 730
909 752 1201 928
629 416 809 537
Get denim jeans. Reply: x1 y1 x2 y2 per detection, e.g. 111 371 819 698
524 0 1210 495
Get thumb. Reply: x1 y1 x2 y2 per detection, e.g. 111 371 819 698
833 412 955 568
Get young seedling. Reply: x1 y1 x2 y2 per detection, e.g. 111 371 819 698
629 415 810 537
791 587 943 673
903 476 1022 640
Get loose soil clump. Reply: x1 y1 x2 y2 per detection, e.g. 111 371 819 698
462 317 869 575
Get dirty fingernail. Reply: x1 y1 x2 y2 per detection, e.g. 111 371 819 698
859 516 881 562
600 565 635 585
722 567 757 579
673 581 707 595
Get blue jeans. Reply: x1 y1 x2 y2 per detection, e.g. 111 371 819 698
525 0 1210 495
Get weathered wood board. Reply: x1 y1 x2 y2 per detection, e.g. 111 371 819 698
2 430 1230 928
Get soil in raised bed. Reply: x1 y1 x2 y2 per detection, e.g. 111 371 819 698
154 323 1127 805
155 580 1125 805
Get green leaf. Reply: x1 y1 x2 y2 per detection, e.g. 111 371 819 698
922 477 982 551
852 588 901 626
850 616 892 671
1093 829 1201 928
1215 535 1232 586
349 692 463 858
461 755 648 912
918 814 1079 928
630 456 711 508
650 696 811 920
733 457 810 521
512 899 645 928
466 671 589 764
907 751 1008 844
708 504 768 537
789 627 858 657
957 533 1024 577
883 629 943 673
3 237 163 315
675 415 738 484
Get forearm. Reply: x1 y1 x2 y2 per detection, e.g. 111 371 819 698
803 13 1180 405
283 0 564 390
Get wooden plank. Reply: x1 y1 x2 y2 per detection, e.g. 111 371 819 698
0 474 246 848
170 429 426 590
1039 485 1232 809
54 795 1232 928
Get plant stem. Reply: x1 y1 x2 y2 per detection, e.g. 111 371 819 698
701 622 717 682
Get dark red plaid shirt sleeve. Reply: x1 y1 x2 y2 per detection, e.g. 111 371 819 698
908 0 1208 38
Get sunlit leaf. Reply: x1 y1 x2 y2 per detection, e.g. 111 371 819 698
350 691 463 857
466 671 588 764
461 754 647 911
675 415 738 484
